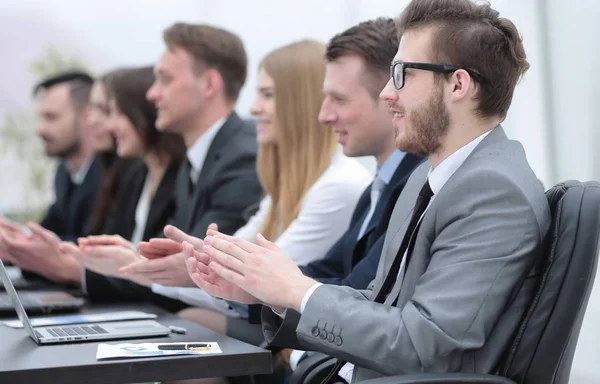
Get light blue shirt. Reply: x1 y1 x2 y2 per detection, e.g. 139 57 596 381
356 150 406 239
377 149 406 186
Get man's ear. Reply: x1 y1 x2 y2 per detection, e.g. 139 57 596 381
201 69 224 99
449 69 473 102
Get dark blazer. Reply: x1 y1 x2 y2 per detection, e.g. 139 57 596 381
247 154 423 324
300 153 424 289
84 161 185 310
85 113 262 311
169 112 263 237
40 157 102 242
102 161 180 241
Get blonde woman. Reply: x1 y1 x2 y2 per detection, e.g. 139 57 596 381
149 40 371 343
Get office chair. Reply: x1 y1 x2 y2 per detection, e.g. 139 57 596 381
291 180 600 384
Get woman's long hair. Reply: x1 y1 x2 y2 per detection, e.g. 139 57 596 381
104 66 186 164
88 71 126 235
257 40 337 240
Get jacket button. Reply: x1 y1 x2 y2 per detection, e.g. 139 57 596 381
327 333 335 343
334 336 343 346
320 330 328 340
311 326 320 337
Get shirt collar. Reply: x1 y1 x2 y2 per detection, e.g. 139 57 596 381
70 158 93 185
186 116 226 175
376 150 406 185
428 129 493 195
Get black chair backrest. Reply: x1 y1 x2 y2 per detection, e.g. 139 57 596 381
500 181 600 384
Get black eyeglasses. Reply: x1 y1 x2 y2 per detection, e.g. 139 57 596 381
389 61 485 90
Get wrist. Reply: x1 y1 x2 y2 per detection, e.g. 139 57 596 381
287 275 318 312
57 256 83 286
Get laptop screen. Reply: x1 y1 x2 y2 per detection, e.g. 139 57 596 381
0 260 40 343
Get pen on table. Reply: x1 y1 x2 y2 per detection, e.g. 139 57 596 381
158 343 211 351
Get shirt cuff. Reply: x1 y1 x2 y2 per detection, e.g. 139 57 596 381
271 282 323 318
271 307 287 318
300 282 322 313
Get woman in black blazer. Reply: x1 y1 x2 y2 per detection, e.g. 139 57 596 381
59 66 186 308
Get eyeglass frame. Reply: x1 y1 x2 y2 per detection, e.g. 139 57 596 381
389 61 486 90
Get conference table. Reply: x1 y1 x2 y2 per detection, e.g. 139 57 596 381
0 301 273 383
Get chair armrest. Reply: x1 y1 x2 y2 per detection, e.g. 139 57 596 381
358 373 517 384
289 353 335 384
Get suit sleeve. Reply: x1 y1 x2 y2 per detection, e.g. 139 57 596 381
292 170 546 375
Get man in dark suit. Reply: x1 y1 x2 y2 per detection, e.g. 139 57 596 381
112 23 263 288
240 19 424 330
0 72 101 283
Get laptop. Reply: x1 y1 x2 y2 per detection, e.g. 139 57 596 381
0 259 171 344
0 265 59 291
0 290 85 316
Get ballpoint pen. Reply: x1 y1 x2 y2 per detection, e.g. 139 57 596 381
157 343 211 351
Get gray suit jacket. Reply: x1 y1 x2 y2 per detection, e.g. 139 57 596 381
262 127 551 382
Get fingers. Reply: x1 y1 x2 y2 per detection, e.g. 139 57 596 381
148 238 183 252
202 241 246 275
0 216 21 233
256 233 279 251
119 258 169 275
164 225 203 248
27 223 60 243
59 241 80 254
207 223 218 233
138 240 178 259
82 235 128 247
208 232 265 254
189 271 222 296
208 261 244 286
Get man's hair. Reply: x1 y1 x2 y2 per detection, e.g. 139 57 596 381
163 23 247 103
397 0 529 119
325 18 399 99
33 71 94 110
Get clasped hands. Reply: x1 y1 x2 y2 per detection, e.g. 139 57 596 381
61 225 206 287
183 229 317 313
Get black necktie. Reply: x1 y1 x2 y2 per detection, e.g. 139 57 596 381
187 159 196 195
374 179 433 303
321 180 434 384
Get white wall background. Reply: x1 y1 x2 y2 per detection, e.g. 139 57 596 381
0 0 599 381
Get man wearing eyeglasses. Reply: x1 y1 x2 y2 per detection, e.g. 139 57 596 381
185 0 551 382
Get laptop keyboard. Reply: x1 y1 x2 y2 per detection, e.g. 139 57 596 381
46 325 108 338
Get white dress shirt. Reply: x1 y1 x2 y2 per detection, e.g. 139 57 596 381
300 130 493 383
69 158 94 185
186 117 226 184
151 151 372 313
130 174 151 246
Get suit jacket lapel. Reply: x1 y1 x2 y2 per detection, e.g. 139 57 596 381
144 162 180 240
68 157 100 235
357 154 424 245
376 126 510 305
186 112 242 230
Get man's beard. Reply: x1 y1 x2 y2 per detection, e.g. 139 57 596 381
395 83 450 157
56 139 81 159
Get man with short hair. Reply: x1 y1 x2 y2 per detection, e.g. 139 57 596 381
0 71 101 283
186 0 551 382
